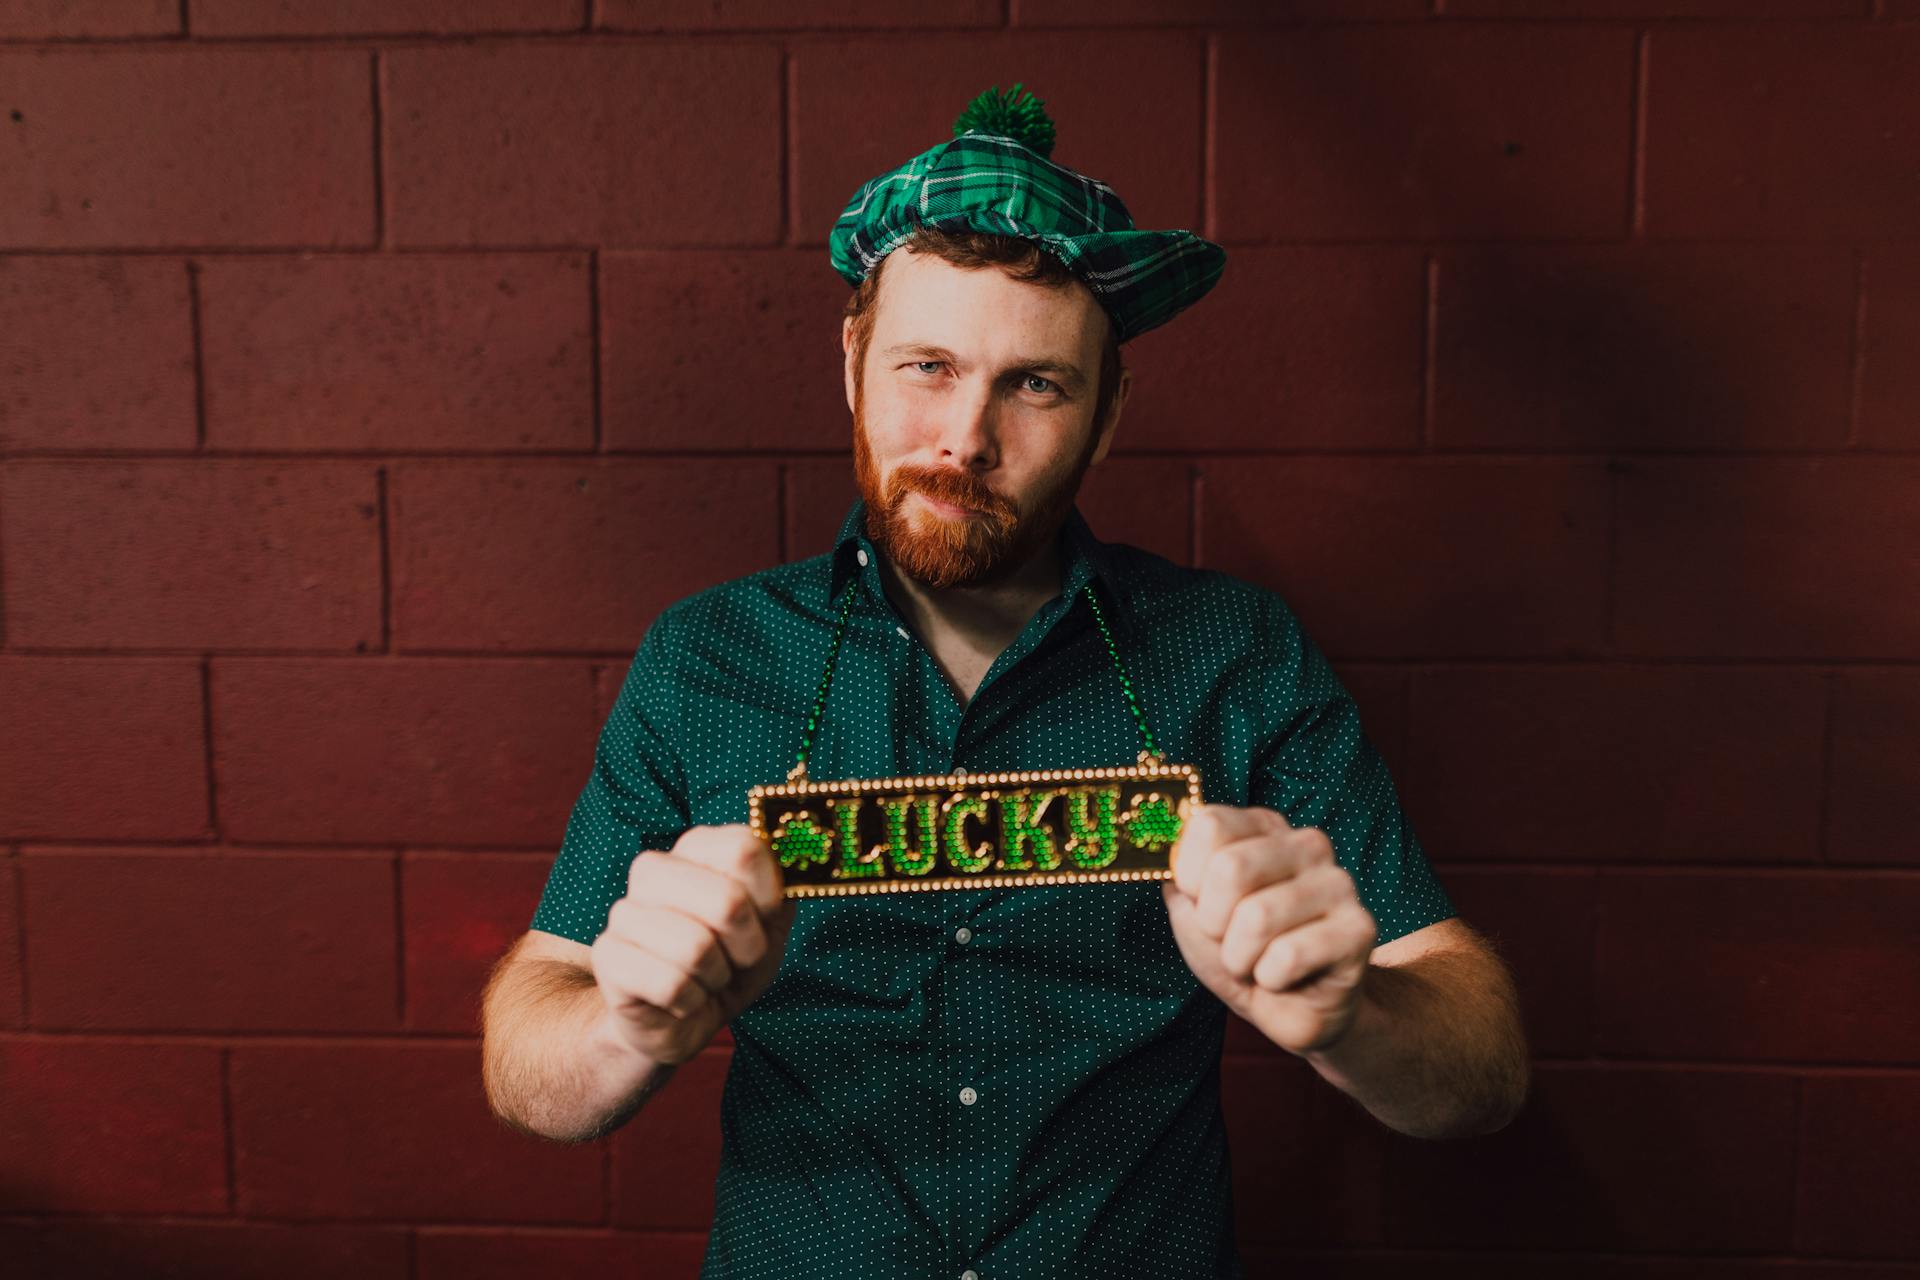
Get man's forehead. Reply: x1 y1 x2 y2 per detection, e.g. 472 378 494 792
869 250 1108 347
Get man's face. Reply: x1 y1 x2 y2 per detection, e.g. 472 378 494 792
843 248 1128 590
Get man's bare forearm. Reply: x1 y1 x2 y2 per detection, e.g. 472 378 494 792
481 956 675 1144
1302 947 1530 1141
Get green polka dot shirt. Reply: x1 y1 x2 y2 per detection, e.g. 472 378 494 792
531 497 1458 1278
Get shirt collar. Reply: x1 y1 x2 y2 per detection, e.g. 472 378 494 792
827 495 1131 636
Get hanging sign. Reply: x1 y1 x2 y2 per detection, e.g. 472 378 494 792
749 755 1203 898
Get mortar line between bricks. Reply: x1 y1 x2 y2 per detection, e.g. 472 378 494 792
178 0 189 36
10 854 26 1027
406 1226 418 1280
0 470 9 649
1788 1074 1805 1239
779 47 794 246
1816 670 1837 865
589 250 604 453
1846 250 1866 447
187 259 207 449
1603 462 1618 652
371 49 387 251
1629 28 1648 239
1189 463 1203 568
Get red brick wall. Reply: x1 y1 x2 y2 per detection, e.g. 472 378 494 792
3 1 1916 1275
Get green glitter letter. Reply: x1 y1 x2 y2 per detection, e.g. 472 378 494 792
1062 785 1119 870
942 795 992 873
826 796 879 879
996 788 1061 871
878 794 938 876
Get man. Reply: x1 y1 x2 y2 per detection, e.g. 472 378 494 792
483 85 1529 1277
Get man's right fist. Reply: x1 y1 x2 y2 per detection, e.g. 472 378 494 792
589 824 796 1067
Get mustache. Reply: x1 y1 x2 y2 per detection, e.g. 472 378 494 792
893 466 1014 518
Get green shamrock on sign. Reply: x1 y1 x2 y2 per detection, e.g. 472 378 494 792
771 812 833 870
1120 794 1182 851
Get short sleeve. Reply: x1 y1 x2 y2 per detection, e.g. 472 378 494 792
530 613 692 946
1247 595 1456 949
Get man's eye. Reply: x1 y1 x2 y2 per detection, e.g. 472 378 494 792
911 361 943 376
1022 374 1058 395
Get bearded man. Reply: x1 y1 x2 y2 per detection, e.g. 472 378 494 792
483 85 1529 1280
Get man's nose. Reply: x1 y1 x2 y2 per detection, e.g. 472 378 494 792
933 376 999 469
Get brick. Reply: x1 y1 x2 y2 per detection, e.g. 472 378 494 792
0 0 176 38
1596 871 1920 1063
0 1221 409 1279
389 461 779 652
1829 669 1920 867
793 33 1203 246
1197 458 1610 660
1798 1074 1920 1258
1231 1253 1920 1279
1614 458 1920 660
418 1229 707 1279
231 1041 603 1222
1859 246 1920 451
0 657 208 840
1 460 383 651
1117 247 1425 454
384 43 780 248
212 658 599 846
1644 25 1920 240
199 253 594 453
1448 0 1865 13
191 0 585 36
404 851 552 1033
601 0 997 27
1401 664 1825 863
0 47 373 249
21 849 399 1032
0 858 18 1027
0 1037 226 1213
1021 0 1424 20
1222 1052 1387 1245
0 255 196 451
1434 245 1855 452
601 250 850 452
610 1047 730 1229
1387 1065 1795 1251
1426 868 1594 1061
1217 27 1634 241
782 456 1191 568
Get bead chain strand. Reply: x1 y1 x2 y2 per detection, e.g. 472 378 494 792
789 577 1161 781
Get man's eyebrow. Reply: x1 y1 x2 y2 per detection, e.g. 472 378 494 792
880 342 1088 393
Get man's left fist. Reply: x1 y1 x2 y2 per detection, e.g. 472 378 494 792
1163 802 1378 1056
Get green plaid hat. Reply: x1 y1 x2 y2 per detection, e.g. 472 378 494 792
827 83 1226 344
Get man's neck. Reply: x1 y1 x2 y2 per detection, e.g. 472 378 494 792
874 534 1066 678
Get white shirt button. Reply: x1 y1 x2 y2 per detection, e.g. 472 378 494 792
896 624 909 639
856 547 869 566
954 927 972 944
959 1086 978 1105
962 1271 979 1280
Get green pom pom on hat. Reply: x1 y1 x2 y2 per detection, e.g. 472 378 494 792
827 82 1225 344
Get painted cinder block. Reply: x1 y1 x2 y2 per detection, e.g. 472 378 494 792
199 253 595 453
0 460 383 651
0 256 196 452
212 657 599 846
22 849 400 1032
388 460 780 652
0 47 374 248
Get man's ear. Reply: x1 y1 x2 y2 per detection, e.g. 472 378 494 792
842 315 858 416
1089 365 1130 468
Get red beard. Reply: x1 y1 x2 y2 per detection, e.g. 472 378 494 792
851 386 1098 590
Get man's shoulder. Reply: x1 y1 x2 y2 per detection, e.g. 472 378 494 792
643 551 835 645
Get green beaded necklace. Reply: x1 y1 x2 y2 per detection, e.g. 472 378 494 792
786 572 1163 784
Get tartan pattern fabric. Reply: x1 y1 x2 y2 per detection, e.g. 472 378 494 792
828 132 1227 343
